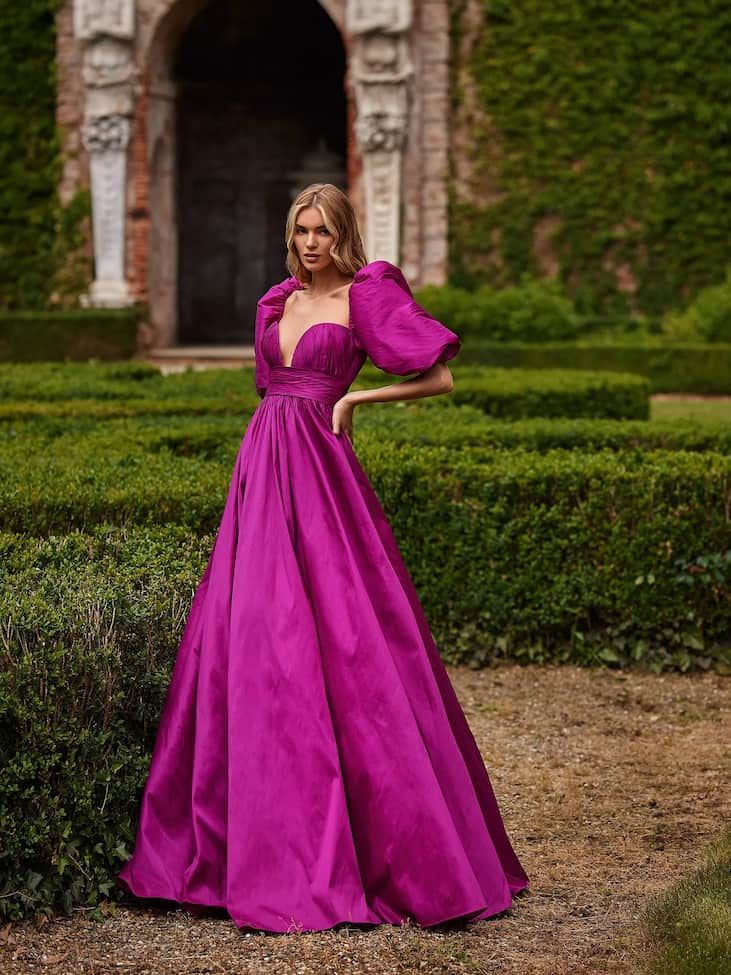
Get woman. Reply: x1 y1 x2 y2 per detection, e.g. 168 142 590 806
117 183 528 933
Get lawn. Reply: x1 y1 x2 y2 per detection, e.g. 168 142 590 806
651 395 731 423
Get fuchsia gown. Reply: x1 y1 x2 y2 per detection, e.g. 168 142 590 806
117 260 528 933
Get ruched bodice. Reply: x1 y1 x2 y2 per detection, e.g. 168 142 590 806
260 319 365 398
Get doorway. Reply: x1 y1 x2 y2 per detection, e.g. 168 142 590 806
174 0 346 344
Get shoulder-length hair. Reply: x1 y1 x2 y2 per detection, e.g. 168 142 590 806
285 183 368 283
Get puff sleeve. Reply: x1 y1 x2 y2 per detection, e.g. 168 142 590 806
349 261 461 375
253 276 300 397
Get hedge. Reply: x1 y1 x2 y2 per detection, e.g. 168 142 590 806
449 366 650 419
0 310 141 362
414 279 581 342
456 341 731 395
4 406 731 471
0 527 211 921
358 407 731 454
2 446 731 919
1 447 730 668
0 362 651 422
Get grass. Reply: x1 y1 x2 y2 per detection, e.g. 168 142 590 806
641 827 731 975
651 396 731 423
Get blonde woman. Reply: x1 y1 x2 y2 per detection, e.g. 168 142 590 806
118 184 528 933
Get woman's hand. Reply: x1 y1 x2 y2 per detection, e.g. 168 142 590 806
332 394 356 444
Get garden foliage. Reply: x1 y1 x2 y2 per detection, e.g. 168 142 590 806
0 1 89 310
2 361 730 922
449 0 731 316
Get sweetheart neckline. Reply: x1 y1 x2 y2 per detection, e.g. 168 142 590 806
274 319 352 369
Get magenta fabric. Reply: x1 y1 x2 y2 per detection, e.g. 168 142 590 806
116 260 529 933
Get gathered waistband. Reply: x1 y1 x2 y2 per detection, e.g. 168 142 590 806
264 366 348 406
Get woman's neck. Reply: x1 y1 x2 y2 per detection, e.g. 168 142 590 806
305 265 353 297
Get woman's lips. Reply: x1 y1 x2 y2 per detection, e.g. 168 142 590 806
304 254 319 261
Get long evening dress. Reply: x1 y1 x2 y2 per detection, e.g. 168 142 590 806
116 260 529 933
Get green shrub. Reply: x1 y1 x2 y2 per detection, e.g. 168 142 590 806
0 310 141 362
449 366 650 419
415 277 580 342
0 362 261 420
0 439 230 534
0 527 211 921
1 450 729 670
7 407 731 462
359 405 731 454
0 362 649 422
456 341 731 395
662 268 731 344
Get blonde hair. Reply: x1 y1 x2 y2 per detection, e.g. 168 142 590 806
285 183 368 283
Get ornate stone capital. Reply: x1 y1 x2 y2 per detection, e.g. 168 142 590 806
73 0 135 42
346 0 412 35
354 83 408 152
81 114 131 154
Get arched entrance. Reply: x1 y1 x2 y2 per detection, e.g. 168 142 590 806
67 1 450 344
172 0 346 344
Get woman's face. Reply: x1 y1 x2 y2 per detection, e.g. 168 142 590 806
293 206 336 273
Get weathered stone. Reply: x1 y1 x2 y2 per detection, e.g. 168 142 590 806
56 0 450 343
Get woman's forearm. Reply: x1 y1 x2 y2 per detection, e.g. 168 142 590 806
344 362 454 407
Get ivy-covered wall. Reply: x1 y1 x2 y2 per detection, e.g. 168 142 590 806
449 0 731 316
0 1 64 309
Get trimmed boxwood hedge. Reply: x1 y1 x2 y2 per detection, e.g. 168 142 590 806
4 407 731 472
0 446 729 669
0 310 141 361
10 410 731 537
0 362 650 422
0 527 211 921
457 340 731 395
448 366 650 419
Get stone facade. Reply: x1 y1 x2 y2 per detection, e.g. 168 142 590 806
56 0 450 345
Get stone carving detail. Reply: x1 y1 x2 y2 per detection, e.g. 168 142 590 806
347 0 413 264
82 37 134 88
74 0 134 41
81 114 131 153
75 2 135 307
346 0 412 34
354 84 408 152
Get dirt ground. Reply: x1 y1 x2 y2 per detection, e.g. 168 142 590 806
1 665 728 975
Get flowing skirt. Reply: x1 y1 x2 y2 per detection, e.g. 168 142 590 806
117 390 528 932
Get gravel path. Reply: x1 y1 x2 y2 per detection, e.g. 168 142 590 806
2 665 728 975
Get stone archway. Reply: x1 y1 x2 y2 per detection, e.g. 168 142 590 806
64 1 451 347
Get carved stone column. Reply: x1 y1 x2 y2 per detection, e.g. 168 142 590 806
74 1 136 307
346 1 413 265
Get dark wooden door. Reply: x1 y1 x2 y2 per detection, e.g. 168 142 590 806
177 86 302 345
